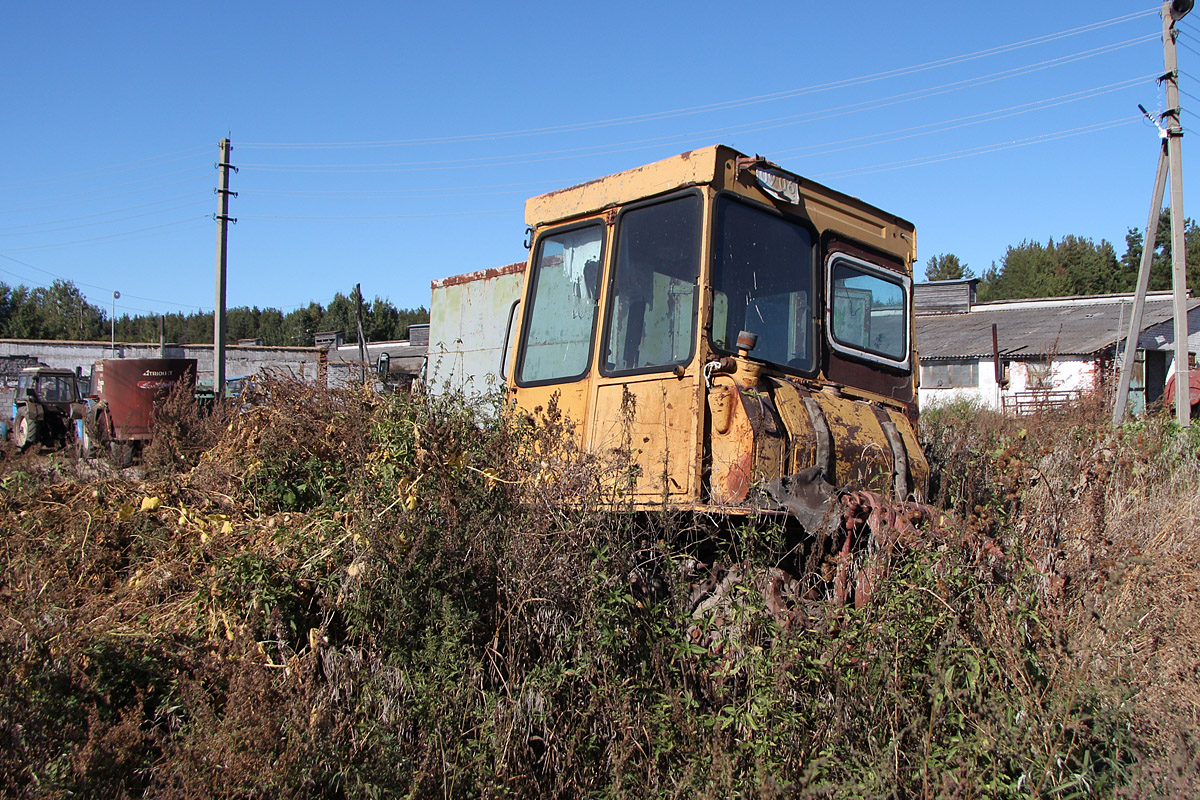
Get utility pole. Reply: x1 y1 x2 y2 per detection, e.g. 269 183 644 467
1114 0 1193 426
214 138 237 399
110 290 120 356
354 283 369 385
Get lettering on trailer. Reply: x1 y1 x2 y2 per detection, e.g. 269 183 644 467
138 368 184 390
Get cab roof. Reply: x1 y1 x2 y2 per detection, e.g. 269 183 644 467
523 144 913 235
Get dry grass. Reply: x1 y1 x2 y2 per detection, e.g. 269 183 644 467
922 396 1200 793
0 380 1197 797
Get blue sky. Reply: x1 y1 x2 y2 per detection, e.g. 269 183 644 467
0 1 1192 320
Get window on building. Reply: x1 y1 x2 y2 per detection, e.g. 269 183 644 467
1026 361 1055 389
920 361 979 388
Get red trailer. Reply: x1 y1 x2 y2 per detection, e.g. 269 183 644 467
84 358 197 462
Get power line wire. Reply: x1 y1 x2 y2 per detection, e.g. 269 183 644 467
239 113 1144 221
241 186 538 200
238 9 1157 150
237 37 1157 175
1 166 211 206
0 217 209 254
236 74 1151 201
0 200 210 238
0 145 210 191
1178 39 1200 59
0 175 212 217
239 209 517 222
776 75 1153 160
817 116 1138 179
0 195 212 234
241 75 1153 203
0 256 185 315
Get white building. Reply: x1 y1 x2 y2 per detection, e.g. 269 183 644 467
915 280 1200 413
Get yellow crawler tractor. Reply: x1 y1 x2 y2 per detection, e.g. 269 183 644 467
428 144 928 541
502 144 927 523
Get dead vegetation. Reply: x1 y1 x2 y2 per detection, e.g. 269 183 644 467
0 379 1196 798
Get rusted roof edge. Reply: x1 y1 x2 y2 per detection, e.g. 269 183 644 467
431 261 526 290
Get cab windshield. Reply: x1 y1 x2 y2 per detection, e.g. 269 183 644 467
711 196 814 371
36 374 78 403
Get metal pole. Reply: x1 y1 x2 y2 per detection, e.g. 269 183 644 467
110 290 120 356
1163 1 1192 425
1113 146 1169 424
214 138 236 399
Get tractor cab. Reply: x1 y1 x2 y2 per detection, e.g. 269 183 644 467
12 367 85 452
507 145 928 515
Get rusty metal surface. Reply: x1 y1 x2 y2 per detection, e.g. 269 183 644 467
744 388 787 492
765 377 817 474
590 373 701 503
430 262 525 290
499 145 928 518
428 262 526 394
883 406 929 500
706 378 756 504
808 390 894 492
762 466 840 534
91 358 196 441
525 145 915 266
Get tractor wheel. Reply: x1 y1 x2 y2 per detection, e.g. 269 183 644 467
14 413 40 452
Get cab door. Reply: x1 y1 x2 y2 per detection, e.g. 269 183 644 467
588 192 705 505
509 218 608 446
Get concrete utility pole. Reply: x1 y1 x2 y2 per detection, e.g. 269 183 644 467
213 138 237 399
354 283 369 385
1114 0 1193 426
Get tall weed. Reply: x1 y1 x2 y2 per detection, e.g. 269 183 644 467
0 379 1194 797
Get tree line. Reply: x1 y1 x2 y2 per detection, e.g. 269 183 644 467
0 282 428 347
5 208 1196 345
925 210 1200 302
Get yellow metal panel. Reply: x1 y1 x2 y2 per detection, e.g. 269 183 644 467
706 378 755 505
590 374 701 503
510 382 592 451
810 392 894 491
884 406 930 502
767 378 817 474
525 146 722 227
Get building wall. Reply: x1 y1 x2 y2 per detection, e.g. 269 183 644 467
919 355 1100 410
0 339 330 420
0 339 324 379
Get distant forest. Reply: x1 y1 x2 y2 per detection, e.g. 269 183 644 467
0 283 428 347
925 210 1200 302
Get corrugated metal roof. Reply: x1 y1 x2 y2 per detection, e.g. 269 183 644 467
916 297 1200 360
1136 306 1200 351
